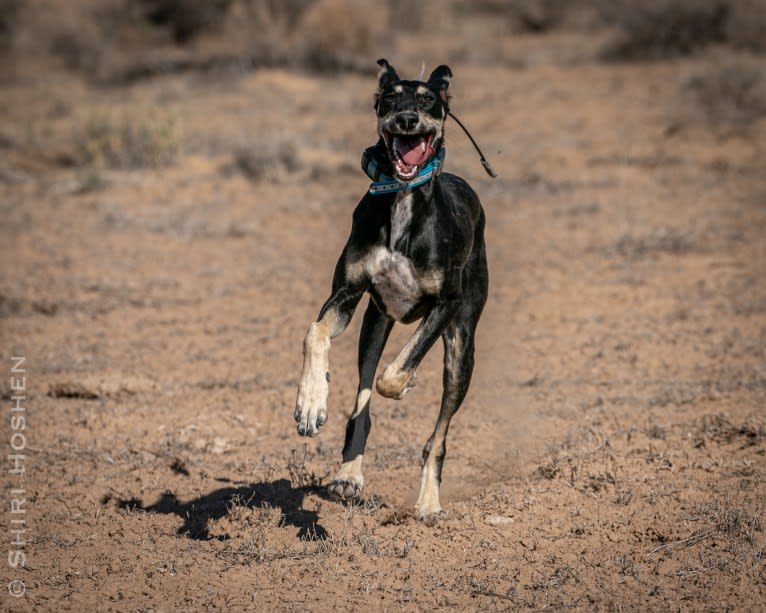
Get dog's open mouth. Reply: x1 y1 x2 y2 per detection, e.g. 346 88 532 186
384 132 436 181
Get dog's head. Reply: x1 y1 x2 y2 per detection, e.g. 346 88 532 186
374 59 452 181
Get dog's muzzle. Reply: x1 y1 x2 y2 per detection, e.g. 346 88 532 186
383 130 437 181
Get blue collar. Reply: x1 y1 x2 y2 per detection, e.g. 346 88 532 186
361 147 445 195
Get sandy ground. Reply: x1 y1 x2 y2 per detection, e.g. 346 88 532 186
1 29 765 612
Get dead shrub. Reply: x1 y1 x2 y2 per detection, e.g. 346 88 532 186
14 0 131 73
464 0 602 33
136 0 233 43
601 0 728 61
77 108 183 169
725 0 766 52
695 413 765 446
683 51 766 126
0 0 20 52
231 140 302 182
505 0 595 33
292 0 387 72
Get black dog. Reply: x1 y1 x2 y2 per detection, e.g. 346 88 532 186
294 59 488 520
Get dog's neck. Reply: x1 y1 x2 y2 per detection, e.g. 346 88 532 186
388 181 437 252
390 190 415 248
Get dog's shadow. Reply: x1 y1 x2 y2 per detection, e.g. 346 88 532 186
108 478 331 541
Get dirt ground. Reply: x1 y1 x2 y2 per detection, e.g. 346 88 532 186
1 8 765 612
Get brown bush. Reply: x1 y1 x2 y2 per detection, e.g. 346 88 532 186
600 0 728 61
137 0 233 43
725 0 766 52
0 0 20 52
12 0 137 74
77 108 183 169
291 0 387 72
683 51 766 127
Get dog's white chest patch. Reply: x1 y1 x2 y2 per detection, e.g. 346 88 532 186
390 193 413 247
367 247 421 321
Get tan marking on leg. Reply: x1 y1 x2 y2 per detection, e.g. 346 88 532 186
295 318 331 435
415 454 441 519
352 387 371 417
418 113 444 141
345 246 387 285
328 454 364 500
376 325 422 398
376 366 415 399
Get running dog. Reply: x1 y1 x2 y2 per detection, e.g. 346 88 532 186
294 59 488 520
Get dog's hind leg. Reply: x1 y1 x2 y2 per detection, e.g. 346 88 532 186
329 300 393 500
414 311 479 520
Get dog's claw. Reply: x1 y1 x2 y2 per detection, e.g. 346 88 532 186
328 479 363 501
414 508 446 524
294 400 327 437
297 422 321 437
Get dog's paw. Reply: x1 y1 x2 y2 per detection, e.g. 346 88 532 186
414 479 443 522
414 501 444 522
294 403 327 437
328 457 364 500
295 322 330 436
328 479 363 501
294 373 328 437
376 366 416 399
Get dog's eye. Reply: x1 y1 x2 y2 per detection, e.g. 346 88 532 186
419 93 436 105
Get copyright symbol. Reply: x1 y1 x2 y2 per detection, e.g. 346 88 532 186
8 579 26 597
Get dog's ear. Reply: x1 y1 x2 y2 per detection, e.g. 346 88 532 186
427 64 453 104
376 58 400 91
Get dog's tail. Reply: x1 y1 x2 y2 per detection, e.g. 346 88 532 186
447 110 497 179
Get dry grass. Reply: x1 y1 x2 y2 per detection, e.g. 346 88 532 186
76 107 183 169
6 0 766 84
230 139 302 182
599 0 727 61
137 0 234 43
8 0 387 81
683 50 766 127
286 445 330 489
0 0 19 51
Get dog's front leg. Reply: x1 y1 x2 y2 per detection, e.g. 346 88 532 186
295 287 364 437
376 298 460 399
328 300 394 500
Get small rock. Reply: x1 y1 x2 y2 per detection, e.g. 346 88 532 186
485 515 515 526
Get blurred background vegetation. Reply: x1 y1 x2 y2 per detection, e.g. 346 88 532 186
1 0 765 175
1 0 764 79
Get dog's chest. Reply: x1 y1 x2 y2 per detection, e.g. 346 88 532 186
363 194 442 321
366 247 421 320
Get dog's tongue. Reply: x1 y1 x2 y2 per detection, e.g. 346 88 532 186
394 135 432 167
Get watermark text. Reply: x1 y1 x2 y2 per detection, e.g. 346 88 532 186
7 356 28 599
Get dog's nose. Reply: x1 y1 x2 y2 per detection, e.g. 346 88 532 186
395 111 419 132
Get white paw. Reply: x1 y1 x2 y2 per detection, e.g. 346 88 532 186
328 456 364 500
414 501 443 521
295 322 331 436
295 370 328 437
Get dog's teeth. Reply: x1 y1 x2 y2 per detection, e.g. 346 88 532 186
420 141 426 152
